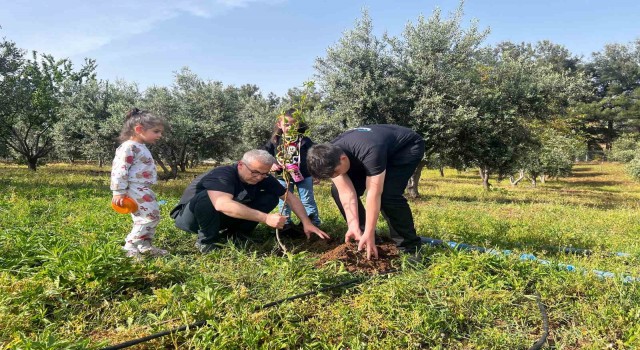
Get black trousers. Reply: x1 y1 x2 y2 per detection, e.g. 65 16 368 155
331 160 423 252
172 190 279 245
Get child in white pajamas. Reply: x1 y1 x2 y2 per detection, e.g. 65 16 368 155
111 108 168 258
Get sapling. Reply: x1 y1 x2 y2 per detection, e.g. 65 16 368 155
273 81 314 253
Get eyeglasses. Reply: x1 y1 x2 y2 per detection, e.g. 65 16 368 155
241 162 270 177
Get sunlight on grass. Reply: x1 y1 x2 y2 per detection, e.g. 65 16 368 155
1 161 640 349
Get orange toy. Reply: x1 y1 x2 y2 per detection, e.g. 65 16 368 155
111 197 139 214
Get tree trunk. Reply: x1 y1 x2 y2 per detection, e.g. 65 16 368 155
479 167 490 190
531 176 537 187
439 167 444 177
155 157 171 175
178 145 188 172
540 175 546 184
169 161 179 179
510 169 525 186
606 119 614 153
406 160 427 198
189 155 199 168
27 158 37 171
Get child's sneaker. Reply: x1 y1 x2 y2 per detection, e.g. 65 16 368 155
139 246 169 257
195 241 217 254
123 247 142 260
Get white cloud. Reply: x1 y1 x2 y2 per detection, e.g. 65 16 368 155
214 0 286 8
1 0 285 57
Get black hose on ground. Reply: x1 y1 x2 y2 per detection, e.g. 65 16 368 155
526 280 550 350
102 270 398 350
102 264 549 350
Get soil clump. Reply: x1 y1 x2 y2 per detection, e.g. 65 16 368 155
290 237 401 274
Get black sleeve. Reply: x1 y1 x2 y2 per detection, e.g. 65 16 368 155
201 168 236 195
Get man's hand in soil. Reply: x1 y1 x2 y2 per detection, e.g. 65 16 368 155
265 213 287 229
301 223 330 240
357 232 379 260
344 226 363 244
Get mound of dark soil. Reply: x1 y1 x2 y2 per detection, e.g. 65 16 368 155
314 241 400 274
290 238 401 274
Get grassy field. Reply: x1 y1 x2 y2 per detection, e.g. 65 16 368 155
1 162 640 349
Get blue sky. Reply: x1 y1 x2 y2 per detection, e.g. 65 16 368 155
1 0 639 96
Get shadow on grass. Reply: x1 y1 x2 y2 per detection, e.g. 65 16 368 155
571 166 592 172
569 172 607 178
556 180 624 188
432 228 605 260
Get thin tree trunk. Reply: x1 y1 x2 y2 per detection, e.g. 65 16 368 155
155 157 170 176
531 176 537 187
439 167 444 177
169 161 179 179
510 169 525 186
406 160 427 198
606 119 614 153
479 167 490 190
178 145 187 172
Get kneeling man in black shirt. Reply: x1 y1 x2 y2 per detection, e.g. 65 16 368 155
307 125 424 259
171 149 329 253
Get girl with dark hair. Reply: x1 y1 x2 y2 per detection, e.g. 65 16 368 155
110 108 168 258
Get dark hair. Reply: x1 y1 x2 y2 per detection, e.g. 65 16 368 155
269 108 309 144
307 143 344 179
118 108 167 142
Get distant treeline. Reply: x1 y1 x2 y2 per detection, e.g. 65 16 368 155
1 5 640 188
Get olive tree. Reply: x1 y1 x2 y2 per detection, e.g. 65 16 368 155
0 47 95 170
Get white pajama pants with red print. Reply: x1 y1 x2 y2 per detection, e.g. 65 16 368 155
124 184 160 251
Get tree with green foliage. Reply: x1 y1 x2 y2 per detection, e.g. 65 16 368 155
140 68 247 178
315 10 405 128
281 83 344 143
625 153 640 181
396 4 489 193
513 129 584 187
608 131 640 181
0 44 96 170
234 84 277 159
575 40 640 152
0 39 25 159
610 132 640 163
458 43 588 189
54 79 115 165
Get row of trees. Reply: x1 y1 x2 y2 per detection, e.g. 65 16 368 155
2 4 640 190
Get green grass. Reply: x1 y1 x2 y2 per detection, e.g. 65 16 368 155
1 162 640 349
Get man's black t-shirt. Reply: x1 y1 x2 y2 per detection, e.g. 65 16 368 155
332 124 424 178
177 163 286 206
